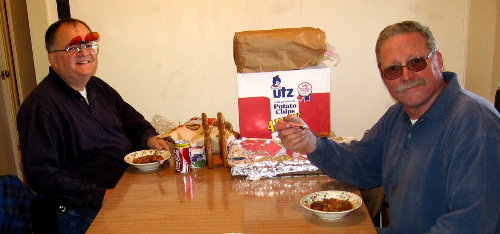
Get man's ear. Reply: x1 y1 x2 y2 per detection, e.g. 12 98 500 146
48 53 57 68
436 51 444 71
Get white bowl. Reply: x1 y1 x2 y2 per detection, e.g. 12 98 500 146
300 190 362 220
124 149 171 171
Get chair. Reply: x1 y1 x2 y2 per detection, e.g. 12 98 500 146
360 186 390 227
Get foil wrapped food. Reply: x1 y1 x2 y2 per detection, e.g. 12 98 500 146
227 138 320 180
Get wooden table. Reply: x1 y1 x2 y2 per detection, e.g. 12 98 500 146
87 159 376 233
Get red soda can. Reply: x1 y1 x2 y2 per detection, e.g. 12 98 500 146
174 140 191 173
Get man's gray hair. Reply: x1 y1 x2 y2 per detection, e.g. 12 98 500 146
375 21 438 66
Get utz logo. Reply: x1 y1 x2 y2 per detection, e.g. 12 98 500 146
271 75 294 98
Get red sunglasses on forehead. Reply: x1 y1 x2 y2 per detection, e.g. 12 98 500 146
68 32 100 46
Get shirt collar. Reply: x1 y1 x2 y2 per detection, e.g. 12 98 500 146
48 66 99 103
419 72 461 121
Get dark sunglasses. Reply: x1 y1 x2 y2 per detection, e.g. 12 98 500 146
381 51 435 80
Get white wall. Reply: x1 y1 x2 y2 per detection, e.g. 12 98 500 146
28 0 470 139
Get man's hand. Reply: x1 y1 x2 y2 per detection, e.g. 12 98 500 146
275 115 318 153
147 136 170 150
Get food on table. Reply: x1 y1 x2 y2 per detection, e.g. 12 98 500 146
309 198 353 212
132 154 164 164
227 138 319 180
157 117 239 154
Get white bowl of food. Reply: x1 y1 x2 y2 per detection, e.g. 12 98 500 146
124 149 171 171
300 190 362 220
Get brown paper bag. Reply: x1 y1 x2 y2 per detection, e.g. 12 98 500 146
233 27 326 73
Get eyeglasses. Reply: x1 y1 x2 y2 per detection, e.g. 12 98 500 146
49 32 100 57
381 51 435 80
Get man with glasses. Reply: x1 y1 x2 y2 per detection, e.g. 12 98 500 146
277 21 499 233
17 18 169 233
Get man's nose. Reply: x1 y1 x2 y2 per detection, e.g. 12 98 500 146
400 66 415 81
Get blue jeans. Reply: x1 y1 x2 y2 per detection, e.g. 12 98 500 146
57 207 98 234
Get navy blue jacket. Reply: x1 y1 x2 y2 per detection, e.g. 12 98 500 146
17 67 158 211
309 72 500 233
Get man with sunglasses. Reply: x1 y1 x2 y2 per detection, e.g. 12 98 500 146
17 18 169 233
277 21 499 233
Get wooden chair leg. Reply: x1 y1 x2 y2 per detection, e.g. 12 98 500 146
381 200 390 227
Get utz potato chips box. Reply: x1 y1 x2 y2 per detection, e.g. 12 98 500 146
237 63 330 139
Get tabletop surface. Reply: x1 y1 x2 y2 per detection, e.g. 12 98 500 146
87 159 376 233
